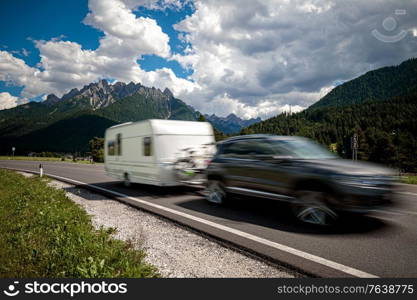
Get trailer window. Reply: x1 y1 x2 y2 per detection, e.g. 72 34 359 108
116 133 122 155
143 137 152 156
107 141 115 156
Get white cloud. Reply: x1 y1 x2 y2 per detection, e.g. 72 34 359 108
1 0 417 120
122 0 191 11
85 0 171 58
21 48 30 57
0 92 28 110
0 51 49 98
172 0 417 118
186 85 332 119
201 93 305 120
0 0 197 100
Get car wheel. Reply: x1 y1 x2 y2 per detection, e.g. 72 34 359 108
205 180 227 204
123 173 131 187
292 190 338 226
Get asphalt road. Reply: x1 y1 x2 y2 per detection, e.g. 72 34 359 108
1 160 417 278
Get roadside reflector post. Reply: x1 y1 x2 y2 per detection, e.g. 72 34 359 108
39 164 43 177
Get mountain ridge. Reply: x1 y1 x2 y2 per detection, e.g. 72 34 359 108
309 58 417 109
43 79 177 110
0 80 197 153
205 113 261 134
245 58 417 171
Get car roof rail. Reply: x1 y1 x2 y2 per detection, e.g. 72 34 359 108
220 134 304 144
221 134 272 143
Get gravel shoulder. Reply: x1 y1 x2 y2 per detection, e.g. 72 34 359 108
22 172 301 278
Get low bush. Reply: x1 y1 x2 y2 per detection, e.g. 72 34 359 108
401 175 417 185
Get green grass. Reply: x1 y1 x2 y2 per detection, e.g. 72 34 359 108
0 156 62 161
401 175 417 185
0 156 102 164
0 169 158 278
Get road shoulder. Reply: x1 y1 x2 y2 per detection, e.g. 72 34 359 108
41 173 300 278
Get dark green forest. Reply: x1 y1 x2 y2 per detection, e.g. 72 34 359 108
243 58 417 172
310 58 417 109
245 92 417 172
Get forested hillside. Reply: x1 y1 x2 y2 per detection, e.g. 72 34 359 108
244 58 417 171
310 58 417 109
246 93 417 171
0 81 197 153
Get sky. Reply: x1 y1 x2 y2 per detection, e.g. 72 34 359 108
0 0 417 118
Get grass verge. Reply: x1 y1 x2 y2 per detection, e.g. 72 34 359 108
0 156 62 162
401 175 417 185
0 169 158 278
0 156 102 164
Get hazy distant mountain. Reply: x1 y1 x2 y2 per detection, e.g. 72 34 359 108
0 80 197 153
205 113 261 134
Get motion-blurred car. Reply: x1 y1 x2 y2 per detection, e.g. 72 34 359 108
205 135 396 225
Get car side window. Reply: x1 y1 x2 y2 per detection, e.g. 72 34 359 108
250 140 275 155
266 140 292 156
222 141 250 156
221 140 274 157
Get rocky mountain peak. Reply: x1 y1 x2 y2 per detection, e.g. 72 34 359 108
226 113 239 121
61 88 80 101
98 79 108 86
42 80 177 110
44 94 60 105
163 88 174 98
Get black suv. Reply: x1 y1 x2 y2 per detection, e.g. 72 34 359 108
205 135 396 225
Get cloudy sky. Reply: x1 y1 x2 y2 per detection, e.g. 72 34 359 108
0 0 416 118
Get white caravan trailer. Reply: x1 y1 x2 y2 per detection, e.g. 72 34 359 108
104 119 215 186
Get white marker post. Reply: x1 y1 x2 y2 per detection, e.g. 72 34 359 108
39 164 43 177
12 147 15 158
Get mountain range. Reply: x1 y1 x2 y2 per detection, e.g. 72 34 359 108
1 58 416 171
0 79 259 153
204 113 261 134
0 80 197 153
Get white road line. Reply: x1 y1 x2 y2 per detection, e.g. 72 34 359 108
389 209 417 216
3 167 378 278
371 209 417 216
399 191 417 197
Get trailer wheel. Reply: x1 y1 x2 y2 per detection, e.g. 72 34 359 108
123 173 131 187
